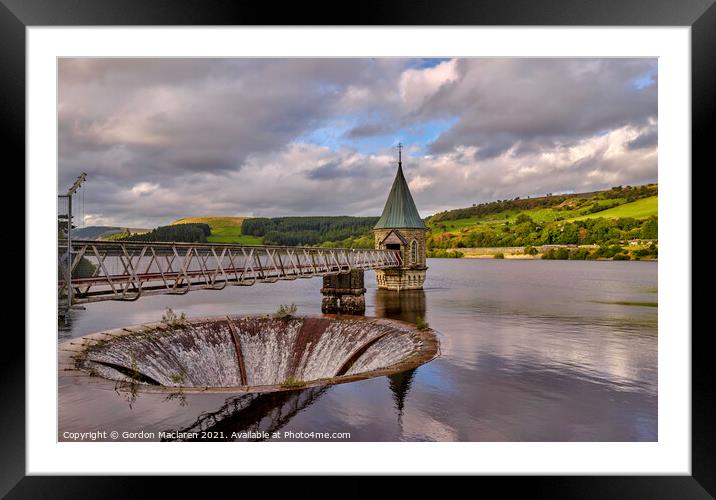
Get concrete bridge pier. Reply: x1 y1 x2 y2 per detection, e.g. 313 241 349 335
321 270 366 315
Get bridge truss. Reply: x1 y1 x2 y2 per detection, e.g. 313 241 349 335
58 240 401 306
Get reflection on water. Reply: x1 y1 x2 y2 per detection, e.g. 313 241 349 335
389 368 417 432
375 290 423 427
162 387 328 441
59 260 657 441
375 289 426 324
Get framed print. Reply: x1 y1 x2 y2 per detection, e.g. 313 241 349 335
7 0 712 496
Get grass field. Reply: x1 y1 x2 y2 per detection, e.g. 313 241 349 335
428 195 658 235
171 216 262 245
570 196 658 221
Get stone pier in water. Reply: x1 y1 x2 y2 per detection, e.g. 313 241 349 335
321 270 366 314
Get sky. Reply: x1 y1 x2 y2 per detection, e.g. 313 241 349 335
58 58 657 228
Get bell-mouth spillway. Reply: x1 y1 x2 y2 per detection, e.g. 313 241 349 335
60 315 440 394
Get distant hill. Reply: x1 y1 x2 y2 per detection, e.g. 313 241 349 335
428 184 657 224
241 216 378 247
571 196 657 221
71 226 149 240
171 216 261 245
166 185 657 251
426 184 657 250
170 215 378 248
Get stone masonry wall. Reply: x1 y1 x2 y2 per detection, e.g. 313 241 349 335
374 228 428 290
373 228 427 268
321 270 366 314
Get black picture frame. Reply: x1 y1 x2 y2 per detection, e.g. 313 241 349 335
6 0 710 496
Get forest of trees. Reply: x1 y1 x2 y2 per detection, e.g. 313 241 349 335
541 242 658 261
241 216 378 246
118 223 211 243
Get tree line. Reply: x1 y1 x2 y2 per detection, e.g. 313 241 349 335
242 216 378 246
118 223 211 243
428 215 658 250
540 243 658 261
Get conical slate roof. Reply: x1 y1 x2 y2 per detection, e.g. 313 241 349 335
374 162 426 230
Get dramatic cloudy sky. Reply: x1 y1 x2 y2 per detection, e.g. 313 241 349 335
58 58 657 228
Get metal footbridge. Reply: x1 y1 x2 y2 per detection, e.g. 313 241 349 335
58 240 401 306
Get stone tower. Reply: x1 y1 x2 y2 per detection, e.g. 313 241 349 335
373 145 427 291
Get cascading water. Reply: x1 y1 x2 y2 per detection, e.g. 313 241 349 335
61 315 439 393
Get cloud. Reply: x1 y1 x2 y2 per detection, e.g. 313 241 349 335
346 122 395 138
399 59 458 109
58 59 392 187
305 159 372 180
408 175 433 193
130 182 159 196
58 58 657 228
425 59 657 158
627 122 658 150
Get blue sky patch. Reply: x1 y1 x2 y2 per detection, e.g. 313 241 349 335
632 64 657 90
299 116 459 155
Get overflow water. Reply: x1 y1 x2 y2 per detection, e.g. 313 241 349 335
61 315 439 394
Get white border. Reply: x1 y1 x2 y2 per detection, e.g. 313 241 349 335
27 27 691 475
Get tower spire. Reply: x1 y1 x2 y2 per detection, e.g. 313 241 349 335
373 140 428 291
373 143 425 230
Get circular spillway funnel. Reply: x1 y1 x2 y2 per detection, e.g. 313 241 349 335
60 315 440 394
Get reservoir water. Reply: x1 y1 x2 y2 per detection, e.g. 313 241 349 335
59 259 657 441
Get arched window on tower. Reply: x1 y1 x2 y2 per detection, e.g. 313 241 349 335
410 240 418 264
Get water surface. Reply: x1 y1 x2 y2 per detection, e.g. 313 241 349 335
59 259 657 441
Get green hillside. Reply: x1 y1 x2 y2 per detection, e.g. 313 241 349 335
170 216 378 247
571 196 657 220
431 194 657 230
426 184 658 250
163 185 657 255
241 216 378 247
171 216 262 245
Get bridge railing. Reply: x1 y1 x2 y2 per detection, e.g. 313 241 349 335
58 240 402 304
